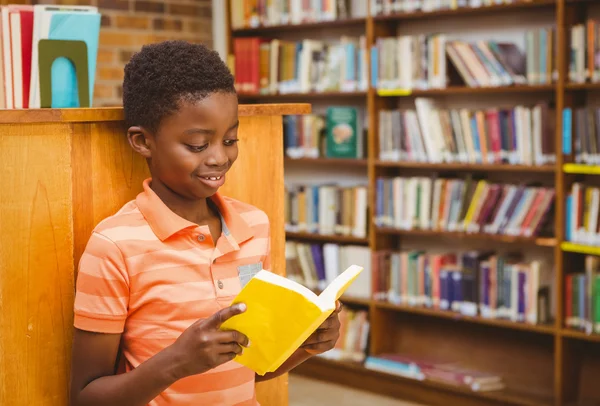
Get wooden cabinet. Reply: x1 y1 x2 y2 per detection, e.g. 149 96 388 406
0 104 309 406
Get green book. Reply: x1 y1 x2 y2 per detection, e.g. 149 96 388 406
326 107 359 158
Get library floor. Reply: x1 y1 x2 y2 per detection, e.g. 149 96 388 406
288 374 426 406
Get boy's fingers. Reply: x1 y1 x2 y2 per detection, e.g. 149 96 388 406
220 330 249 347
206 303 247 328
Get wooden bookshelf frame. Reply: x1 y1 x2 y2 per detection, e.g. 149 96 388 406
226 1 600 405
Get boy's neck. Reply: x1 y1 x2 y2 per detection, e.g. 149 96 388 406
150 179 217 226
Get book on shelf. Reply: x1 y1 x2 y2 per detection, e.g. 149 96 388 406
375 176 555 239
371 28 555 90
318 307 370 363
230 35 368 95
562 107 600 165
565 183 600 246
220 264 363 375
286 240 372 299
569 19 600 84
378 99 555 165
372 250 553 325
0 4 101 109
370 0 539 15
364 352 505 392
230 0 367 29
284 107 366 160
285 183 368 238
565 256 600 335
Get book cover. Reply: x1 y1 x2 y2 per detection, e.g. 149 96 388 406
326 106 359 158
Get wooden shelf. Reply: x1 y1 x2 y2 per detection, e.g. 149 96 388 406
285 157 368 166
374 301 556 335
294 357 553 406
230 17 367 35
561 242 600 256
238 91 367 101
376 227 557 247
376 84 555 97
285 231 369 245
563 163 600 175
376 161 556 173
373 0 557 22
561 328 600 343
565 82 600 91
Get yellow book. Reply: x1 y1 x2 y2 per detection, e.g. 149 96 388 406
220 264 363 375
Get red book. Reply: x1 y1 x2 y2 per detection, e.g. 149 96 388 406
19 9 33 109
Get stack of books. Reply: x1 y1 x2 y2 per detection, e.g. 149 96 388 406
372 250 553 325
230 0 367 29
371 29 555 90
565 255 600 335
232 36 368 95
365 353 505 392
1 4 101 109
375 176 555 238
285 241 371 299
569 19 600 84
378 99 555 165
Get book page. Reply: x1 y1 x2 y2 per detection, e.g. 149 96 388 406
318 264 363 306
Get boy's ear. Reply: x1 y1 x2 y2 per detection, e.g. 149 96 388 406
127 126 153 159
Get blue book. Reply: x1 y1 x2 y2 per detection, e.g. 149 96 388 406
565 195 573 241
563 108 572 155
370 46 378 88
48 12 101 107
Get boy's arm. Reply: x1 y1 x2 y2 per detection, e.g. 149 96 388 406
70 329 181 406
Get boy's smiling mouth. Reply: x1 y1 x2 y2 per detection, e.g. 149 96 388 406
196 173 227 188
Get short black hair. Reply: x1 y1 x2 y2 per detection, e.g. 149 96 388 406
122 40 236 133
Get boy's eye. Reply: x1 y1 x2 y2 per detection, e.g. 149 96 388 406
185 144 208 152
224 139 239 146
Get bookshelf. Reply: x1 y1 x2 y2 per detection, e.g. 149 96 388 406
226 1 600 406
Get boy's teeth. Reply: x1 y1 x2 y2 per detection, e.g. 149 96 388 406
204 176 221 180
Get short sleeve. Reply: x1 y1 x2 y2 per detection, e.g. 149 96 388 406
73 232 130 334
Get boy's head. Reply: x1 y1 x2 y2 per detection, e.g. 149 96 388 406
123 40 239 200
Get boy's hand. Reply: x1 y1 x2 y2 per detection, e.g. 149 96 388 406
168 303 249 380
300 301 342 355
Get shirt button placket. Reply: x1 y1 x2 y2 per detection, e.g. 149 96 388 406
197 234 205 242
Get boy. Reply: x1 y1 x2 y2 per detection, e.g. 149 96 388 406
69 40 342 406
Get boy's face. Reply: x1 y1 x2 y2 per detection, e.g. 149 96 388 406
130 92 240 200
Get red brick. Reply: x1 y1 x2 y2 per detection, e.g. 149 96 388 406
168 3 200 16
153 17 183 31
98 66 125 82
99 31 135 47
98 0 130 10
115 15 150 29
94 84 115 99
97 49 115 64
119 50 135 63
101 14 111 27
134 0 164 13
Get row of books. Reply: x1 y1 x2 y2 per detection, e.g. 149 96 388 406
370 0 534 15
285 184 369 238
565 183 600 246
563 107 600 166
231 36 368 95
364 353 505 392
285 241 372 299
230 0 367 29
284 107 365 160
378 99 556 166
569 20 600 84
565 255 600 335
1 4 101 109
372 250 552 325
318 308 370 363
375 176 555 238
372 29 554 90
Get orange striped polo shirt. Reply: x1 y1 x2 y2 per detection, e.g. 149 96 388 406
73 178 271 406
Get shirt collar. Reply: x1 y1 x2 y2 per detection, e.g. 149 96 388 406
135 178 254 244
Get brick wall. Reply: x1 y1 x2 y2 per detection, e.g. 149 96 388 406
1 0 214 106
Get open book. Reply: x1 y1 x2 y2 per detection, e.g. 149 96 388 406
220 264 364 375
